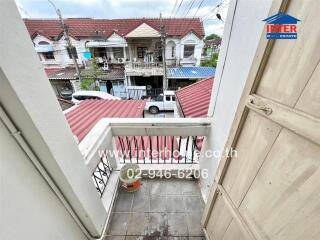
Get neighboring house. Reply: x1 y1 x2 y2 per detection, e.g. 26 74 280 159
24 18 206 94
44 67 78 98
202 38 222 61
175 77 214 117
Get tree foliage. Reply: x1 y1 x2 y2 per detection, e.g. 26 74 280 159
205 33 221 41
201 53 219 68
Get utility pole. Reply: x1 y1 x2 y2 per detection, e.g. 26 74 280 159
48 0 81 82
160 13 167 90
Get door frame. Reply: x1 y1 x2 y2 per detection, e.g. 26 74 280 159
201 0 291 239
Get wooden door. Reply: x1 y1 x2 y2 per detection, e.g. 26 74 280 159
202 0 320 239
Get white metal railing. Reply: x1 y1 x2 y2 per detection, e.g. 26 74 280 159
79 118 211 196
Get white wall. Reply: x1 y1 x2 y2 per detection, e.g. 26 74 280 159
0 121 87 240
0 0 107 238
199 0 273 201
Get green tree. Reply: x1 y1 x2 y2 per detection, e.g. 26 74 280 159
201 53 219 68
80 57 101 91
205 33 221 41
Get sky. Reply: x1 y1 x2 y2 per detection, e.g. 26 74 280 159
15 0 230 36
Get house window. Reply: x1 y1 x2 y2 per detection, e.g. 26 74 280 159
183 45 195 58
137 47 147 58
66 46 78 59
171 46 175 58
113 47 124 59
42 51 55 60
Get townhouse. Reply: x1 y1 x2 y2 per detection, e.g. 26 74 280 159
24 18 214 98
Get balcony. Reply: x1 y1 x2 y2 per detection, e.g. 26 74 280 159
79 118 210 238
125 62 164 76
106 178 205 239
180 57 197 66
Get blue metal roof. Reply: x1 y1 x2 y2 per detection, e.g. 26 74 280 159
167 67 215 79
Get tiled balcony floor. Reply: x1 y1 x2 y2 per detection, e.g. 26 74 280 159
105 178 205 240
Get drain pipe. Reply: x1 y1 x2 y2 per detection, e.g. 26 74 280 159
0 104 108 240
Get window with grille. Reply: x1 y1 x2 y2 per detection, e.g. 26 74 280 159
183 45 195 58
113 47 124 59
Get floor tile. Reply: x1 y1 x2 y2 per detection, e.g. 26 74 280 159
183 196 204 212
166 195 185 213
107 213 130 235
150 179 167 196
114 194 134 212
148 213 168 236
132 194 150 212
186 212 204 236
126 213 149 235
150 195 167 212
181 180 201 195
167 213 188 236
166 179 182 195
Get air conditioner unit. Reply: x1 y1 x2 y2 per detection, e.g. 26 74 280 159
117 58 125 63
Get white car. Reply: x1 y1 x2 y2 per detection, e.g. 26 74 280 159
145 90 176 114
71 91 120 104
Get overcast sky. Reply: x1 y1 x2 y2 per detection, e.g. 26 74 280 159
15 0 230 36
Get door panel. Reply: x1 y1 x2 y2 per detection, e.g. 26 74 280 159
240 129 320 240
295 62 320 118
222 220 247 240
203 1 320 240
256 0 320 107
222 111 281 207
206 194 233 240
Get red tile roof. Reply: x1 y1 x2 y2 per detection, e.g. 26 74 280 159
176 77 214 118
24 18 205 40
65 99 145 142
44 68 64 77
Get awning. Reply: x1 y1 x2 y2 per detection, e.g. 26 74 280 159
86 41 127 48
167 66 215 79
35 45 54 53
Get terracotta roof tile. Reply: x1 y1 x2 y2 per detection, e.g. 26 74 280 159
176 77 214 117
24 18 205 40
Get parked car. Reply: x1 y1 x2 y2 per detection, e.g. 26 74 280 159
71 91 120 104
144 91 176 114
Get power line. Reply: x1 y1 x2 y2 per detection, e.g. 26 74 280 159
179 0 206 36
48 0 82 82
183 0 197 17
172 0 184 18
170 0 179 18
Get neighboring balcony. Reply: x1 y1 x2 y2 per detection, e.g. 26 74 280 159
125 62 164 76
180 56 197 66
79 118 210 238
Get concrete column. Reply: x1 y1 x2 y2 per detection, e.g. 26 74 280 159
0 1 107 237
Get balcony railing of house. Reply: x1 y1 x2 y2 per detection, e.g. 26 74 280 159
125 62 164 76
180 57 197 66
79 118 211 196
121 87 179 100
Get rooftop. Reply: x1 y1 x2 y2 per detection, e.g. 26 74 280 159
24 18 205 40
167 67 215 79
65 99 146 142
176 77 214 118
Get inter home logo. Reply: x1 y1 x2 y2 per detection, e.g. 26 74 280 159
263 12 300 39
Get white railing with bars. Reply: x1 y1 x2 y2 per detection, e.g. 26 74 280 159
78 118 211 196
